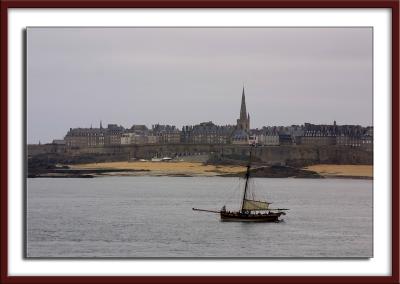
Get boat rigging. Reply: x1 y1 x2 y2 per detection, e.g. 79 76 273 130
193 145 289 222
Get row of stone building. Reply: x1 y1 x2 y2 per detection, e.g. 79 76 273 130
64 123 125 148
62 88 372 149
64 123 179 148
63 121 372 149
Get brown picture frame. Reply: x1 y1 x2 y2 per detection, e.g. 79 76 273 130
1 1 399 283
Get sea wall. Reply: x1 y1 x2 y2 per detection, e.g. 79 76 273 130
28 144 67 156
28 143 372 166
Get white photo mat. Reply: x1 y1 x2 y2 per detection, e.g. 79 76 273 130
8 8 391 276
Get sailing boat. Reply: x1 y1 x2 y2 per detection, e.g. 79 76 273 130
193 146 289 222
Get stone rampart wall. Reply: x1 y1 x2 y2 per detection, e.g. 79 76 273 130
47 144 374 166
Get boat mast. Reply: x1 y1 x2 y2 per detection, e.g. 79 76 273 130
241 146 253 212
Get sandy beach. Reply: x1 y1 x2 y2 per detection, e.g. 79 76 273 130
68 161 373 179
69 161 246 177
304 164 373 178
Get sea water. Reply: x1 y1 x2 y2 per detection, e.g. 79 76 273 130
27 176 372 258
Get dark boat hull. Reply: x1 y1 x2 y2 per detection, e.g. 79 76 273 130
220 212 284 222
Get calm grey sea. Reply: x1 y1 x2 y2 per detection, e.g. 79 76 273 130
27 177 372 258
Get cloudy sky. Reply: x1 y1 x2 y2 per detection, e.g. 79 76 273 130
27 27 372 143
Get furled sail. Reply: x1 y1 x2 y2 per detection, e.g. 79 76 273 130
242 199 271 211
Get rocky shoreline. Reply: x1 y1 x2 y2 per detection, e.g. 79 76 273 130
27 151 373 180
28 168 150 178
27 165 372 179
220 165 323 178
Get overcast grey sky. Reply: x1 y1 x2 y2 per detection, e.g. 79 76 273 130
27 27 372 144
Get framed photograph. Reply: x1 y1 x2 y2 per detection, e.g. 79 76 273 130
1 0 399 283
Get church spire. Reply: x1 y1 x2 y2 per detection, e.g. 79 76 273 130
240 86 247 120
237 86 250 131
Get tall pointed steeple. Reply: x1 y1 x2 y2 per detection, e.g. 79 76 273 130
236 86 250 131
240 86 247 121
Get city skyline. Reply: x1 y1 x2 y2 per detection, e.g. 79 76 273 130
27 27 373 143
